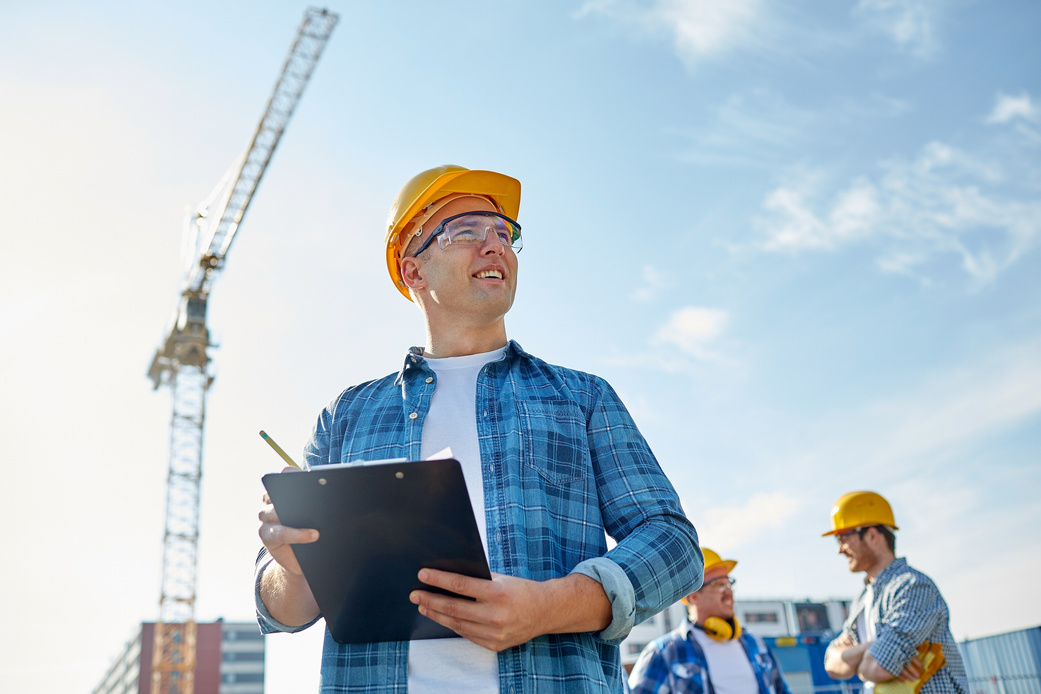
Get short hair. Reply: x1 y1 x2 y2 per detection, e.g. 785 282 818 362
872 525 896 553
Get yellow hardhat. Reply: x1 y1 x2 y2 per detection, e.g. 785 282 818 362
701 547 738 576
822 490 899 536
384 164 521 300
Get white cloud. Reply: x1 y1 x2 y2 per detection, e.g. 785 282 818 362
874 250 932 285
760 177 881 251
986 92 1038 124
656 0 762 58
579 0 958 73
576 0 764 65
754 139 1041 285
631 264 670 302
686 492 801 550
854 0 940 58
651 306 729 360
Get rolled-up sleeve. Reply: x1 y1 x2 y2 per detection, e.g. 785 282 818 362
571 556 636 643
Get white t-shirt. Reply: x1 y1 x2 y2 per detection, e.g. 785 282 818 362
407 347 504 694
691 627 759 694
858 582 877 694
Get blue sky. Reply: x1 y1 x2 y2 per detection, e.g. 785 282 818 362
1 1 1038 691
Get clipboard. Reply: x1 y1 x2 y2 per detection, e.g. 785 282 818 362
262 457 491 644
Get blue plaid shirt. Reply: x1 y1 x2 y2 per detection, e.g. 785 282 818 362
843 558 969 694
628 620 792 694
256 341 703 693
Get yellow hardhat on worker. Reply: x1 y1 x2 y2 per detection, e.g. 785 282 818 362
384 164 522 301
701 547 738 577
822 490 899 536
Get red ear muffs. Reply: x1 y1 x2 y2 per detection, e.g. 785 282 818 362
699 616 742 642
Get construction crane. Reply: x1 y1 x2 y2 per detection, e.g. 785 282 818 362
145 8 337 693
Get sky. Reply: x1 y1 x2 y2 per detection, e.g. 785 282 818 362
1 0 1039 691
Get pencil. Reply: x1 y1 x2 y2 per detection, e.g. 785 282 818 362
259 430 301 469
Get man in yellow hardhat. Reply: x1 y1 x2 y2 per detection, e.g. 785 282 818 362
629 548 791 694
822 491 969 694
255 165 703 692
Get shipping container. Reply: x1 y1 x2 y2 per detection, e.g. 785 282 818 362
960 626 1041 694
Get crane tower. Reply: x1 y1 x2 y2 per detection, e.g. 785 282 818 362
145 8 337 693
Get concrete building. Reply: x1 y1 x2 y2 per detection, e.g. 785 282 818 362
93 620 264 694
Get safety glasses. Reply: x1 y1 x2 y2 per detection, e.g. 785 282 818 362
702 576 736 592
410 211 523 258
835 527 871 544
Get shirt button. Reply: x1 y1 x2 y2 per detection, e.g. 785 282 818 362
409 412 418 420
425 377 433 384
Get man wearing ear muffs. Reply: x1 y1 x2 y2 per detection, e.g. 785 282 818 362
628 548 791 694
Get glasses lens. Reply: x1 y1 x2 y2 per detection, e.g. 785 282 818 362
706 577 735 591
836 528 865 543
439 213 522 251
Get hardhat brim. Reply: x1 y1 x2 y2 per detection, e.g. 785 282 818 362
704 559 738 575
821 523 899 537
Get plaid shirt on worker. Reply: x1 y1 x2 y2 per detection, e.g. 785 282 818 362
842 558 969 694
628 620 792 694
256 340 703 693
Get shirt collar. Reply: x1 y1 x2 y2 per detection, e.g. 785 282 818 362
869 556 906 586
394 339 524 385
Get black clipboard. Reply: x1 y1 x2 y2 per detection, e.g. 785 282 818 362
261 457 491 644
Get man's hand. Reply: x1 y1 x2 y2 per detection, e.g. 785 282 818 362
831 633 855 650
257 467 321 626
825 634 868 680
859 651 922 684
408 569 612 652
897 656 925 682
258 467 320 576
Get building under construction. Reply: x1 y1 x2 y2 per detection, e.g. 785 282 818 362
92 621 264 694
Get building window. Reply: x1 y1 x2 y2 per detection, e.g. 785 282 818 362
744 612 780 623
795 603 830 633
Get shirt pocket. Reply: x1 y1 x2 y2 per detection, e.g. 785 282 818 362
517 399 589 485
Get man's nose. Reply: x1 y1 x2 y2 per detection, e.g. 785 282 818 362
479 227 506 254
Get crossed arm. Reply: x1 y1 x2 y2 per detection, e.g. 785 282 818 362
825 634 924 683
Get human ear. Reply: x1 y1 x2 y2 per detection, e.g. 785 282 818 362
400 257 424 290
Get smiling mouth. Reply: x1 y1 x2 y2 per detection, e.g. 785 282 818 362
475 270 503 279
